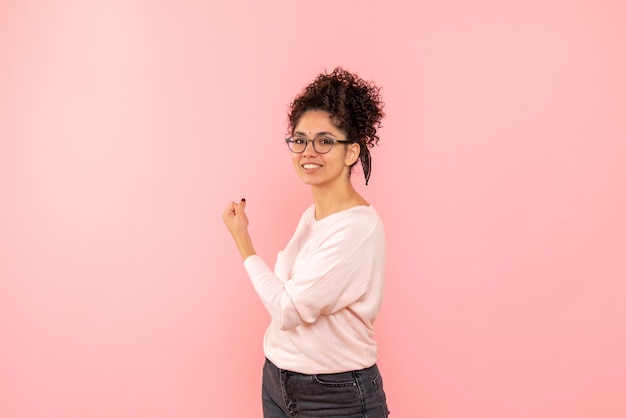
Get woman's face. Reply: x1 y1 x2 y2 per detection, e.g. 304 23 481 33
290 110 360 188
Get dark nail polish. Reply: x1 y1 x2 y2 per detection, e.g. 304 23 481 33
241 198 246 202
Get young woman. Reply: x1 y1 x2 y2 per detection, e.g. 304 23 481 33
223 67 390 417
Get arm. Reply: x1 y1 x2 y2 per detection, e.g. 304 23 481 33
245 213 385 331
222 198 303 328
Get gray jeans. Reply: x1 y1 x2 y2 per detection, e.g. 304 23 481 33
262 358 390 417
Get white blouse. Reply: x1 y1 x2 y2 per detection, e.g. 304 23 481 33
244 204 386 374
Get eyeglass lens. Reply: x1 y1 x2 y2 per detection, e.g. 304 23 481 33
288 137 335 154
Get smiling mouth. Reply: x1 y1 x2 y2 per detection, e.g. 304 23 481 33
302 164 322 169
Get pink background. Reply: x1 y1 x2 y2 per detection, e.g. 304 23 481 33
2 1 625 417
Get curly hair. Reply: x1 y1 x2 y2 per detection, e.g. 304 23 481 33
287 67 385 185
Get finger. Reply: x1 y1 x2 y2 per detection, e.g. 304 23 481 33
237 198 246 214
224 202 237 216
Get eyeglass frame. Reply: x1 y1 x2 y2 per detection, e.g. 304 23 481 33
285 135 350 154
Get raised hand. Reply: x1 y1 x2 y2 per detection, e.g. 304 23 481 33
222 198 256 260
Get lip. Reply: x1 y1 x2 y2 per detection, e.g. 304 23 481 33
301 163 323 172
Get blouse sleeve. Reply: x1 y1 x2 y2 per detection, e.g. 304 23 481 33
244 215 384 331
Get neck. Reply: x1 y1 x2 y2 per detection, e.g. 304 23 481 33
311 180 368 221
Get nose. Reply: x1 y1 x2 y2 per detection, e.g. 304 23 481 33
302 140 318 156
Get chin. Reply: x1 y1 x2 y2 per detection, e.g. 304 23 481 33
298 175 322 186
299 178 317 186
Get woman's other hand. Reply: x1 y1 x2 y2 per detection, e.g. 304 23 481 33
223 198 249 236
222 198 256 260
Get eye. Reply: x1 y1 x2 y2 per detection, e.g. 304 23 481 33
318 137 334 145
292 137 306 145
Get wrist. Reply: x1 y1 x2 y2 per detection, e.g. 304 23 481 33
234 232 256 260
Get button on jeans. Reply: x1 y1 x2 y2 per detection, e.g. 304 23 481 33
262 358 390 417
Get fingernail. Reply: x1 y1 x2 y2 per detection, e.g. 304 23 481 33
241 198 246 202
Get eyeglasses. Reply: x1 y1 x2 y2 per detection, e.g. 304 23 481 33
285 136 349 154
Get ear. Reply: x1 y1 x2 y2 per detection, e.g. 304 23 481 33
345 142 361 166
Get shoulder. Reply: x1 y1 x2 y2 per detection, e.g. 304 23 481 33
336 205 383 227
317 205 384 241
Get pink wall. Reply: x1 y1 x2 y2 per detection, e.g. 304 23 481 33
2 1 625 417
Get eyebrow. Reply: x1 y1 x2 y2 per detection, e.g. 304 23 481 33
293 131 339 138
